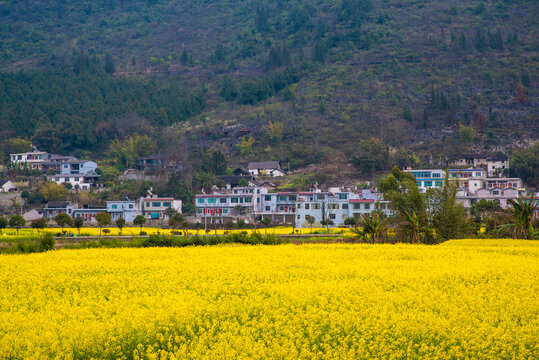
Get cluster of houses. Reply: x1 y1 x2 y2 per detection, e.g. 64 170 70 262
10 148 101 190
25 191 182 223
10 150 537 226
195 186 393 228
402 167 527 210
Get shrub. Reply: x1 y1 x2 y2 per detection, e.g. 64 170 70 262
39 233 55 251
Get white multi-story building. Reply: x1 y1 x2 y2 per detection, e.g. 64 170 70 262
195 186 267 224
448 168 486 195
403 169 445 193
457 187 519 210
141 194 182 220
295 188 392 228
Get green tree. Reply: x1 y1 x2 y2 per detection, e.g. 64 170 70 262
501 195 538 239
168 213 185 232
40 182 68 201
116 218 126 235
427 171 470 241
351 211 388 244
260 217 271 234
96 212 112 236
54 213 73 233
510 143 538 187
104 53 115 74
73 217 84 235
305 215 315 233
220 76 239 101
134 215 146 234
459 124 476 144
0 216 7 234
31 217 48 234
344 217 357 227
9 215 26 235
239 178 249 187
380 166 430 243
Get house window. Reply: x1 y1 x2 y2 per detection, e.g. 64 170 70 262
112 205 118 209
264 195 272 201
342 204 348 209
220 198 227 203
329 214 336 220
305 204 310 210
197 198 204 204
417 181 422 187
279 196 286 201
313 204 320 210
493 191 499 195
231 198 238 203
297 215 300 219
265 206 270 211
353 204 360 210
424 181 432 187
328 204 339 210
163 202 172 207
435 181 442 186
223 209 228 214
152 202 161 207
244 197 252 203
279 206 284 211
207 199 216 204
364 203 371 210
339 194 347 200
433 173 440 178
65 178 70 182
316 194 324 200
198 208 202 214
475 172 482 177
129 205 133 209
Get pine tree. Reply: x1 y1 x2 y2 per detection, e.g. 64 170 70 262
104 53 115 74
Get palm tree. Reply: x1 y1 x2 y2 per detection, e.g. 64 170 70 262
402 210 422 244
351 211 388 244
501 195 538 239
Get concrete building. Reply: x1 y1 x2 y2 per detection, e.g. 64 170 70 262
141 194 182 220
48 173 100 190
107 199 138 223
44 201 74 218
295 188 392 228
448 168 486 194
60 160 98 175
195 186 267 224
457 188 519 210
73 205 107 222
247 161 285 177
403 169 444 193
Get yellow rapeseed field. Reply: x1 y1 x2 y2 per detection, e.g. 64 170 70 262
0 239 537 359
0 226 353 238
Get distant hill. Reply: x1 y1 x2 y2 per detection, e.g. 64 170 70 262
0 0 537 172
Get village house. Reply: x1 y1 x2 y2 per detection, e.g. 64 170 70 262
107 199 138 223
216 175 258 189
73 205 107 222
195 186 267 224
403 169 444 193
140 192 182 220
247 161 285 177
457 188 519 210
43 201 74 218
487 157 509 177
258 192 297 224
485 177 523 190
448 168 486 195
23 208 44 222
47 160 100 190
0 179 16 193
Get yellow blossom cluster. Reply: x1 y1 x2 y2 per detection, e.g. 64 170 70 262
0 239 537 359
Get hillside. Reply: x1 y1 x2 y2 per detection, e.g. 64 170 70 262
0 0 537 174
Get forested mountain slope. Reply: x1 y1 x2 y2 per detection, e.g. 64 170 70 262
0 0 537 174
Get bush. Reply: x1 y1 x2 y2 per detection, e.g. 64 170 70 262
39 233 55 251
